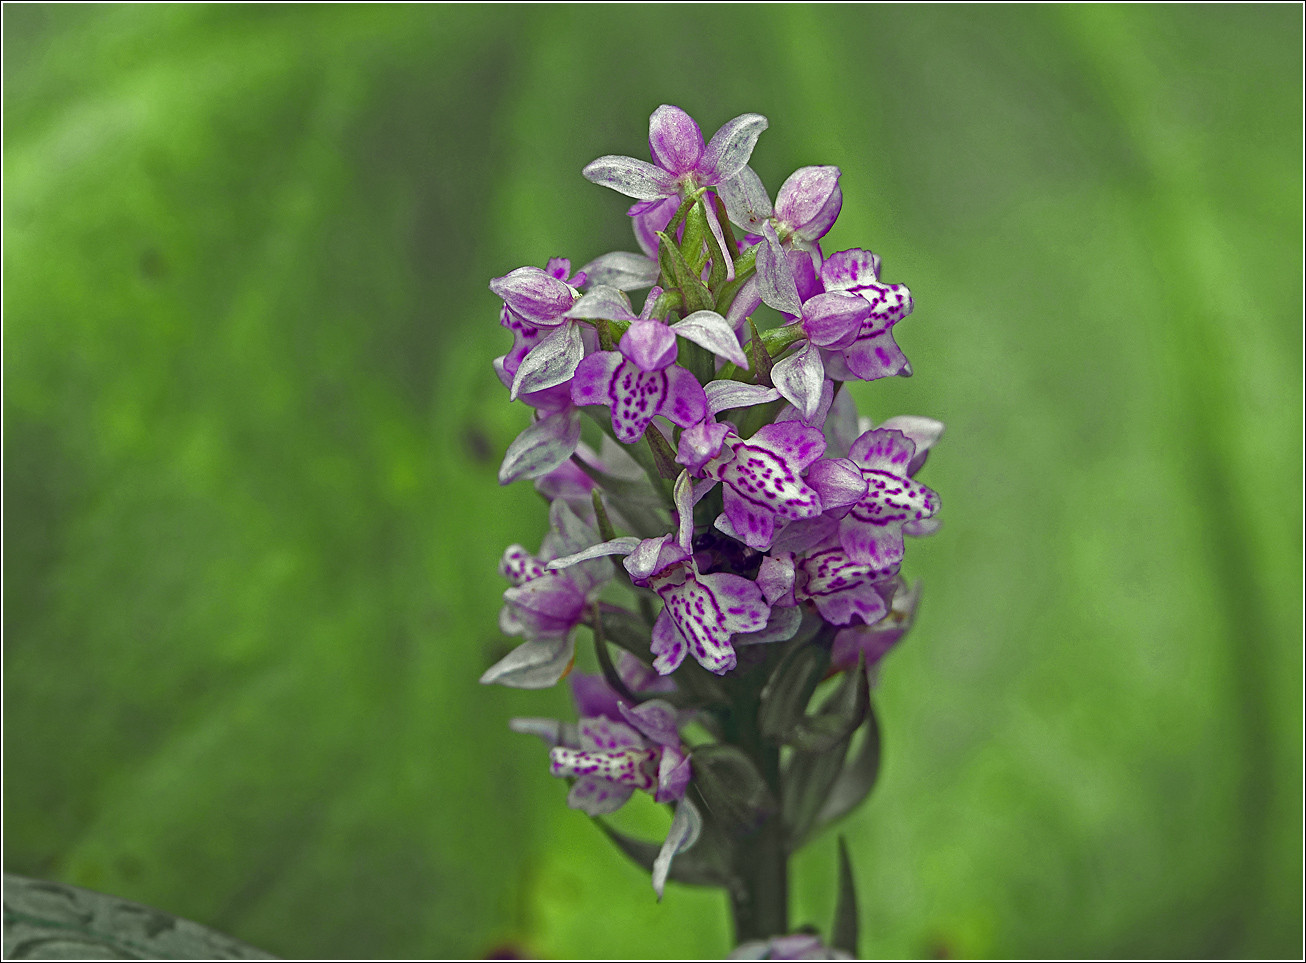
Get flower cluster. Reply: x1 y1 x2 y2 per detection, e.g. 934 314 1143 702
481 105 943 949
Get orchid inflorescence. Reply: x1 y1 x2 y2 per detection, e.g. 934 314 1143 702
482 105 943 957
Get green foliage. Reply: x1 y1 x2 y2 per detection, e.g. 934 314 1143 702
3 4 1300 959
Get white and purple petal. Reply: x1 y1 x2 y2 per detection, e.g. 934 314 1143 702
567 776 636 816
580 251 660 292
770 342 827 423
652 797 702 900
800 291 872 349
621 318 679 371
497 407 582 485
757 222 803 316
569 284 638 321
655 745 693 804
717 164 773 233
756 552 797 607
582 154 677 200
700 112 769 185
550 743 658 792
796 548 891 626
705 380 780 416
510 321 585 399
676 420 732 474
546 536 642 571
672 310 750 368
479 634 577 689
490 266 578 325
820 248 882 293
651 606 690 675
877 415 945 476
805 457 869 516
657 365 709 430
618 698 681 749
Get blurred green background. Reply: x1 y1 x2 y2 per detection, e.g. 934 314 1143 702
3 4 1301 959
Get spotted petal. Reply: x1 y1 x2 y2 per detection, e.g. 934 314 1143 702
551 744 657 792
877 415 945 476
714 422 827 551
796 547 892 626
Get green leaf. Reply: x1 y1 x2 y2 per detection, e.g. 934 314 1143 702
2 872 276 960
591 604 640 704
690 745 778 836
757 642 829 743
596 605 653 662
782 735 853 852
813 703 882 833
832 837 860 957
596 812 737 890
656 230 715 315
748 318 775 387
642 422 682 480
785 661 869 754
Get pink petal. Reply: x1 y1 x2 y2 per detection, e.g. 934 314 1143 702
648 105 705 176
656 365 708 429
774 165 842 241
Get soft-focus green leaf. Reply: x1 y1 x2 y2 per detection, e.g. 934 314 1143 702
831 837 859 958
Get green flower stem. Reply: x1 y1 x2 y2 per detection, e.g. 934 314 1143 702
722 674 789 943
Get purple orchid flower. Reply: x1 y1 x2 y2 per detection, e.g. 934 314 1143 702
720 165 843 318
511 669 701 899
830 575 921 672
701 421 830 552
759 515 899 628
583 105 768 204
480 501 611 689
817 249 915 381
583 106 767 282
547 473 771 675
570 308 710 444
490 258 594 400
832 427 941 568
